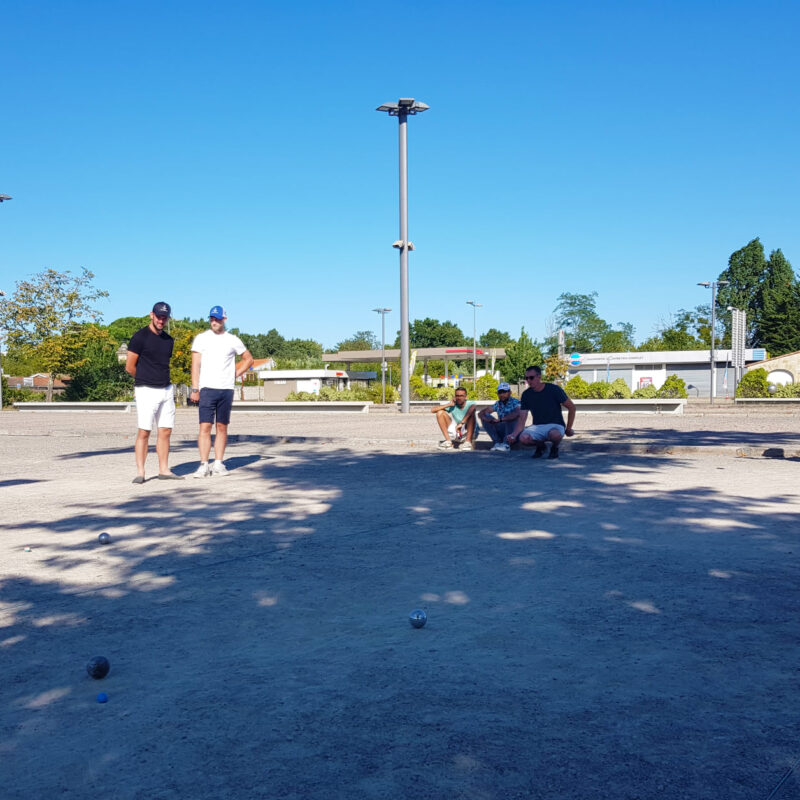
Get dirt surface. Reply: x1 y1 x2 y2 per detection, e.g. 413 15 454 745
2 408 800 799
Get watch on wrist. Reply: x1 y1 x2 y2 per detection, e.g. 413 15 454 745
191 387 198 393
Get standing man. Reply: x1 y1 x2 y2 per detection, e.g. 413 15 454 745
126 301 183 483
508 365 576 459
431 386 477 450
478 381 525 452
189 306 253 476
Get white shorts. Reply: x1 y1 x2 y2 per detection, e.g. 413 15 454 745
522 423 565 442
135 385 176 431
448 420 478 439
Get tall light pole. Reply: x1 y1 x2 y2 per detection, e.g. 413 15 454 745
698 279 730 404
372 307 391 404
466 300 482 386
0 289 5 412
377 97 429 413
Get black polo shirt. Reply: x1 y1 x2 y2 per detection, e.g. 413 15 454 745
128 326 174 388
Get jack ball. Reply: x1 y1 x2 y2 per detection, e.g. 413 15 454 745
87 656 110 680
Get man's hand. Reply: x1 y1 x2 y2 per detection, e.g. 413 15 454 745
505 433 516 444
565 427 575 437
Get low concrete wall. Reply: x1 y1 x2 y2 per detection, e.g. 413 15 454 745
397 399 685 415
13 401 134 412
232 401 372 413
735 398 800 406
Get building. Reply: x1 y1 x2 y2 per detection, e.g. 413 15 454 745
743 351 800 385
566 349 766 398
250 368 377 401
4 373 70 395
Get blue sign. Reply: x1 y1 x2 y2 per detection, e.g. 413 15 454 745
751 349 766 361
570 360 581 366
570 352 580 360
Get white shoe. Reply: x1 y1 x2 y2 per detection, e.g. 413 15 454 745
438 439 454 450
211 461 228 476
490 443 504 451
193 463 210 478
460 441 473 451
497 443 510 452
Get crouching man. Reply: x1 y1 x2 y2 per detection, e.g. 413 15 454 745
507 366 576 459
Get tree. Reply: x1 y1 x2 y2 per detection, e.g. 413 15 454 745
716 238 766 345
395 318 466 348
758 249 800 356
552 292 611 352
638 306 709 351
479 328 513 348
502 328 543 384
336 331 379 351
63 333 133 401
599 323 635 352
0 269 109 401
106 316 150 344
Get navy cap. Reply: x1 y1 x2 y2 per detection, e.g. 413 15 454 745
152 301 171 317
209 305 227 319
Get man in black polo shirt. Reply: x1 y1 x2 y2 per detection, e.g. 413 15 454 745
125 301 183 483
507 365 576 459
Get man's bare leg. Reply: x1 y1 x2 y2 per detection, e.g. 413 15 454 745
213 423 228 461
135 429 151 478
198 422 213 462
156 427 174 475
435 410 453 441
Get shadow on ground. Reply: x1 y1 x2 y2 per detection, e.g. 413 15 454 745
3 447 800 799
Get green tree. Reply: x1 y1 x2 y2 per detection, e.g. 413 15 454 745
638 307 709 351
336 331 379 351
106 316 150 344
0 269 109 401
717 238 766 345
552 292 611 352
758 249 800 356
599 323 636 352
479 328 513 348
396 318 465 348
502 328 543 383
64 334 133 401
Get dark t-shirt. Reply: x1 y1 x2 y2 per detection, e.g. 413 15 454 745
521 383 568 426
128 326 174 388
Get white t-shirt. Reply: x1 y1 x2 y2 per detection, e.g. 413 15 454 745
191 329 247 390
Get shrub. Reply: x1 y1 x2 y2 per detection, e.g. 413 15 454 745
564 375 590 399
587 381 613 399
736 369 769 398
774 382 800 398
632 385 659 399
1 377 40 406
409 375 440 400
475 374 499 400
367 382 398 404
609 378 632 399
285 391 318 401
658 374 688 399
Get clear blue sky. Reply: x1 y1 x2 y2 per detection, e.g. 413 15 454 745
2 1 798 350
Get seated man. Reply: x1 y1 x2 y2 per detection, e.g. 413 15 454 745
431 387 477 450
478 382 525 452
507 365 576 459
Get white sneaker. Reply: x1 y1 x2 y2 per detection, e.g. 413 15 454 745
438 440 454 450
460 441 474 451
193 463 210 478
490 443 504 451
497 443 510 452
211 461 228 476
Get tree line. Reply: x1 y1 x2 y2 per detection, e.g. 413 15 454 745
1 238 797 403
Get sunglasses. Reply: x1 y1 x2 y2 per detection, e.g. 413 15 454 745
524 375 538 380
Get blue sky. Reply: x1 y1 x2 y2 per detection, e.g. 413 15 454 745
2 1 798 350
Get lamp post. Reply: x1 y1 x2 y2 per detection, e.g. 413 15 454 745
0 289 5 412
466 300 482 386
698 280 730 404
376 97 429 413
372 307 391 404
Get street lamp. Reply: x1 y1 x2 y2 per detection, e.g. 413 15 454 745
466 300 482 386
698 279 730 404
0 289 5 411
376 97 429 413
372 307 391 404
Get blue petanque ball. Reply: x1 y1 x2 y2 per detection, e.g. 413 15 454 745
97 692 108 703
409 609 427 629
98 533 111 545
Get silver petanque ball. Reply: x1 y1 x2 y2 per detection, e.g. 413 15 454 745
409 609 427 629
98 533 111 545
768 384 777 395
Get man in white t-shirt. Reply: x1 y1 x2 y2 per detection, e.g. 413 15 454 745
189 306 254 477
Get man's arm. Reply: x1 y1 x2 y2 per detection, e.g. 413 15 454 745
189 352 202 400
431 402 451 413
562 398 576 436
507 408 529 442
235 349 254 379
125 351 139 378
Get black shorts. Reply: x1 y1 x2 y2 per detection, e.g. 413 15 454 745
198 388 234 425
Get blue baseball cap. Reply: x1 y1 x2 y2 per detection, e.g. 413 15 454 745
497 382 511 392
208 305 227 319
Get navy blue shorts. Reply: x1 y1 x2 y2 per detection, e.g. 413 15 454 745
198 388 234 425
